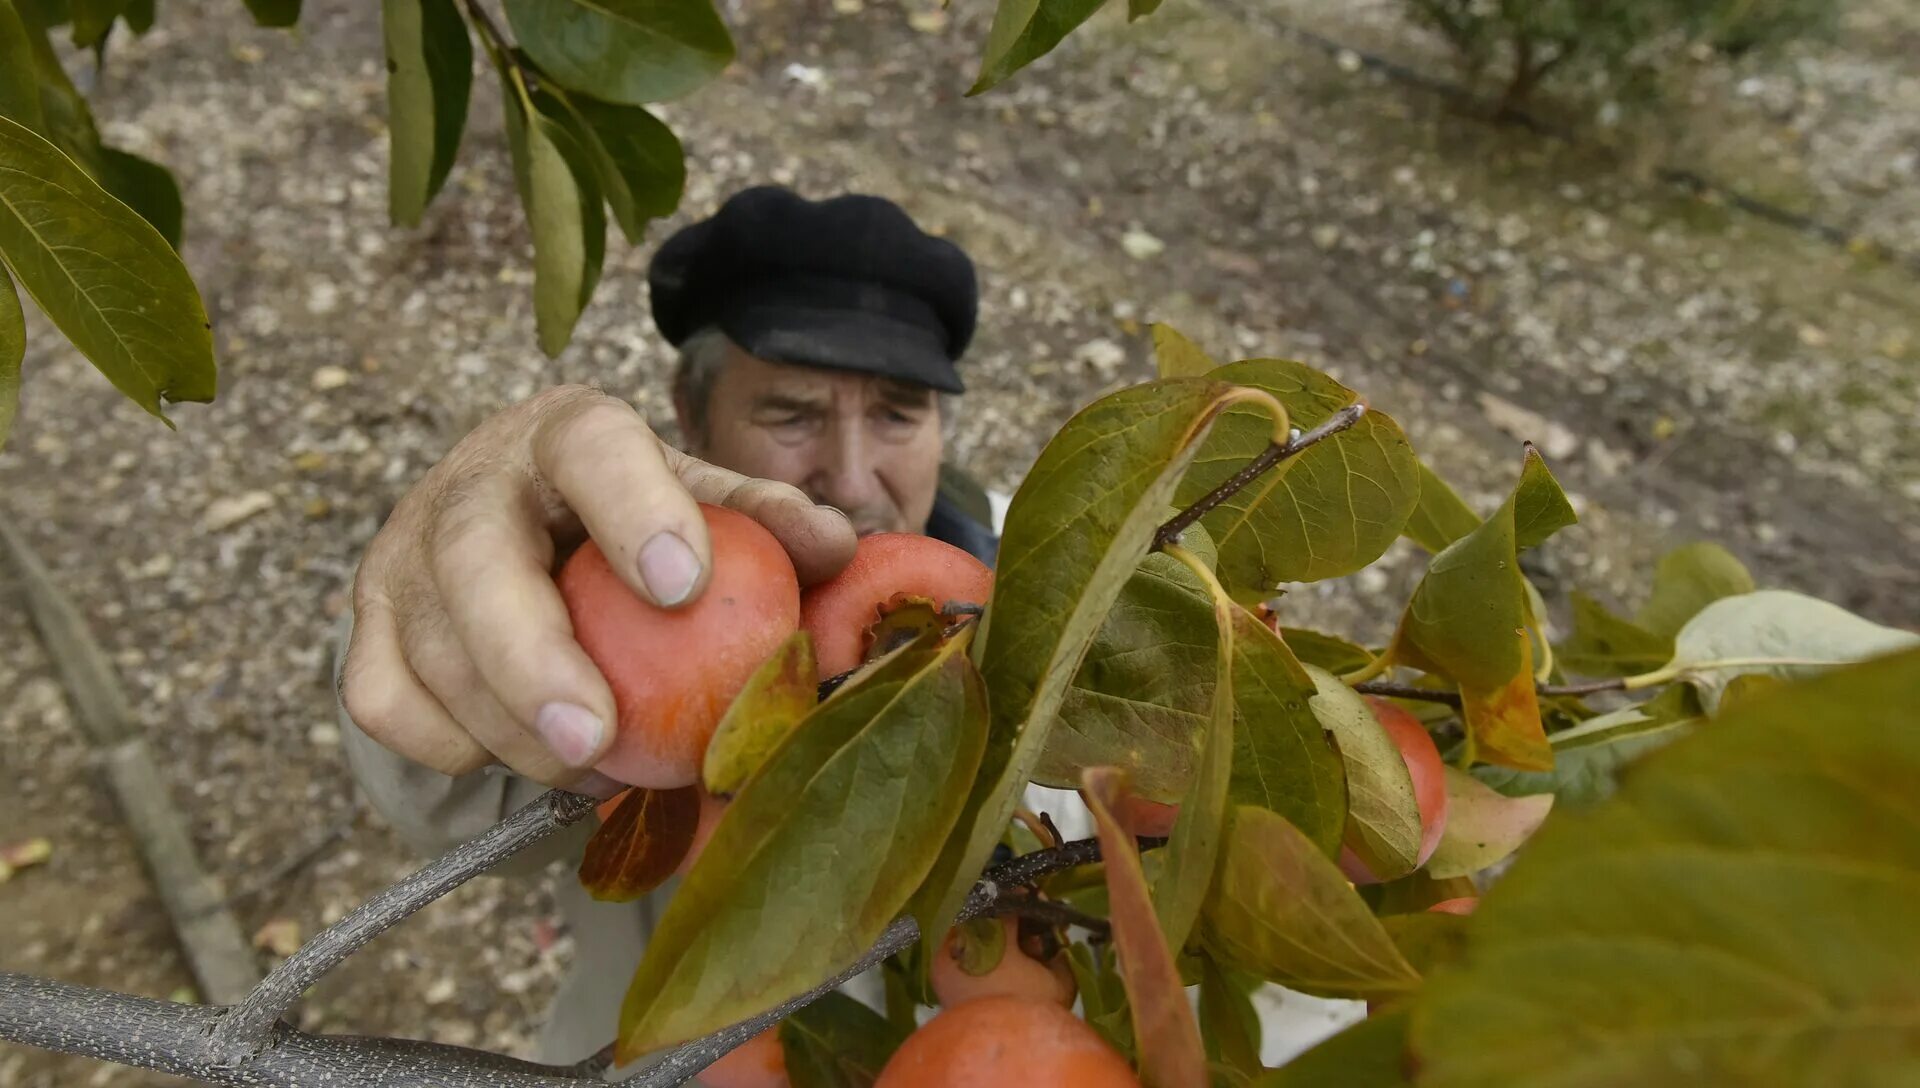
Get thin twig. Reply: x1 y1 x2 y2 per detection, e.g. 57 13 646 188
988 897 1112 937
1355 677 1629 708
210 790 599 1059
1153 403 1367 551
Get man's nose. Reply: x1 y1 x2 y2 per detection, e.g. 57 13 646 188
808 423 886 514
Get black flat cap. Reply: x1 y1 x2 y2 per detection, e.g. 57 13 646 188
648 186 977 394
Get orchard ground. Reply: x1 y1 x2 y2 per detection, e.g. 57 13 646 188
2 0 1916 1084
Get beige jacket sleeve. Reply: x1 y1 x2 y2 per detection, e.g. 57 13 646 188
329 611 594 878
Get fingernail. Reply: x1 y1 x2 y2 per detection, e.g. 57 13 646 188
534 702 606 766
638 531 701 606
569 771 626 800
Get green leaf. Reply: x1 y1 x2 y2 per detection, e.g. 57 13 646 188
914 377 1241 946
778 991 908 1088
1230 614 1347 858
503 0 733 106
1083 766 1209 1088
702 632 817 797
1203 805 1419 1000
1149 565 1236 955
969 0 1107 95
1379 910 1469 977
119 0 149 33
558 92 683 244
1472 686 1701 805
1176 358 1421 592
383 0 472 228
1389 447 1575 770
1039 552 1214 800
1423 767 1552 879
241 0 300 27
0 0 45 134
1198 958 1264 1083
1662 590 1919 714
503 84 604 358
1257 1008 1413 1087
97 147 182 249
1066 942 1137 1059
67 0 121 48
1305 664 1421 881
616 634 987 1058
1 261 21 445
1152 321 1217 379
1127 0 1163 18
1636 541 1754 640
1412 647 1920 1088
1275 626 1374 676
1557 591 1669 678
0 115 215 422
1403 459 1480 553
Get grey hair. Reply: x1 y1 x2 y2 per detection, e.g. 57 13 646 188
671 325 957 440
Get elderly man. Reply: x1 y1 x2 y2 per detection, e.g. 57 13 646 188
334 187 1002 1066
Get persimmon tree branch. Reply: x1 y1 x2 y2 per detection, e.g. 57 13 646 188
1153 402 1367 552
0 788 1129 1088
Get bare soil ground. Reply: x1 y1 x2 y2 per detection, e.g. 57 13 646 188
3 0 1914 1083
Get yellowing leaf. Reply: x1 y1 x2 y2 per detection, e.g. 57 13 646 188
1390 447 1575 770
702 632 818 796
1176 358 1420 591
617 633 987 1058
1084 766 1208 1088
0 115 215 423
1305 665 1421 881
1204 805 1419 999
1152 322 1218 379
1412 647 1920 1087
1 263 21 446
1423 769 1552 880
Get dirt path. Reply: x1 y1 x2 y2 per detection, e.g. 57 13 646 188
2 0 1914 1082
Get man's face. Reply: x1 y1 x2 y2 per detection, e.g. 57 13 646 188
679 346 946 537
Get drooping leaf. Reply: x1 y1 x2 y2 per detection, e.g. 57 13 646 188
1402 459 1480 553
1175 358 1421 593
1230 613 1347 858
1257 1008 1413 1088
504 0 733 106
1389 447 1575 770
1204 805 1420 1000
1039 552 1215 801
1066 942 1137 1059
1149 561 1236 955
1472 685 1701 805
701 632 818 796
66 0 121 48
1153 322 1217 379
119 0 148 33
778 991 909 1088
0 115 215 422
1274 625 1375 676
915 377 1243 946
616 634 987 1058
1662 590 1919 714
1083 766 1209 1088
502 84 604 358
1423 768 1552 879
241 0 300 27
384 0 472 228
1635 541 1754 640
1412 648 1920 1087
14 14 104 177
969 0 1109 96
577 785 700 901
1198 958 1264 1083
559 92 684 244
1557 591 1669 678
1304 664 1421 881
97 147 182 249
0 0 45 134
1 262 21 444
1128 0 1163 18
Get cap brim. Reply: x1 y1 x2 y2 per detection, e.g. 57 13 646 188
721 303 966 394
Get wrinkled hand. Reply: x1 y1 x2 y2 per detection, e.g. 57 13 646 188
339 386 857 793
